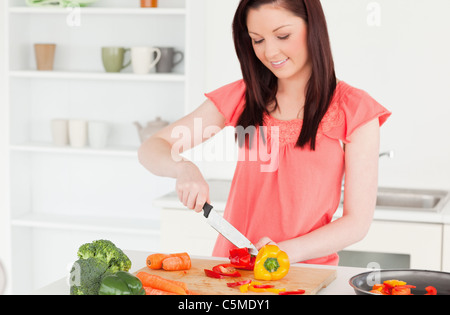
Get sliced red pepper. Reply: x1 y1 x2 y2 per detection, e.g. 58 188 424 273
204 269 225 279
226 279 252 287
230 248 250 257
279 289 306 295
379 284 392 295
212 264 241 277
425 286 437 295
253 284 275 289
229 248 256 270
383 282 394 289
392 285 416 295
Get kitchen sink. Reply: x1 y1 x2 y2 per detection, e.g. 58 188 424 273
375 187 449 212
340 187 450 213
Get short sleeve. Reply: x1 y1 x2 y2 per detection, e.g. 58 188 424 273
323 83 391 144
205 79 246 127
343 88 391 143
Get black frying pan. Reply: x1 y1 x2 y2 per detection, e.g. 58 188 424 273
349 269 450 295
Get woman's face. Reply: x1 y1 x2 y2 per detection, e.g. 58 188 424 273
247 4 311 81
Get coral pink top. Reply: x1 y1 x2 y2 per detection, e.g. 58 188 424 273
205 79 391 265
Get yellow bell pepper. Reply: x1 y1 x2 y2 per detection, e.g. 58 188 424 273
383 280 406 287
239 283 250 293
239 281 286 294
254 245 290 281
248 285 286 294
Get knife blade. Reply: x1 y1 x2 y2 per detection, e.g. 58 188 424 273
203 203 259 256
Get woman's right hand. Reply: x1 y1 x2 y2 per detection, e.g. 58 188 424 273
175 160 210 213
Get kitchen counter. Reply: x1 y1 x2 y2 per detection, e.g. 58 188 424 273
33 250 367 295
154 179 450 272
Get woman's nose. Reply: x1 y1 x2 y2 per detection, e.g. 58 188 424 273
264 40 281 60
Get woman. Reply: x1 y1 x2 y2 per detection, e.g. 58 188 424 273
138 0 391 266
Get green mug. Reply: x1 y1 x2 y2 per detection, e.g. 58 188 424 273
102 47 131 73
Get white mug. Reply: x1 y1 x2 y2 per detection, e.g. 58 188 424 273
88 121 110 149
69 119 88 148
51 119 69 146
131 47 162 74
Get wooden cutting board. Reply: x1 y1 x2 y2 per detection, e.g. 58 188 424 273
135 258 337 295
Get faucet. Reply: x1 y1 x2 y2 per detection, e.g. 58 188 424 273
341 150 394 193
379 150 395 159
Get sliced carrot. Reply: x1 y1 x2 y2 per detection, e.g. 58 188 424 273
144 286 176 295
136 272 187 295
162 253 191 271
146 253 170 270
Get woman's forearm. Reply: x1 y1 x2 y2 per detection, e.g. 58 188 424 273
278 212 372 264
138 136 187 179
138 136 210 212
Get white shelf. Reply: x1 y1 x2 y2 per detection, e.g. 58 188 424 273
10 142 138 157
9 7 186 16
3 0 207 294
9 70 186 82
11 212 161 236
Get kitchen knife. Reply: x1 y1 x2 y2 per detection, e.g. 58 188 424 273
203 203 259 256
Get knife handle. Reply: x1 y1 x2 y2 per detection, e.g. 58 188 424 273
203 202 213 218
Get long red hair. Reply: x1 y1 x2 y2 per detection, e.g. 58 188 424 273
233 0 337 150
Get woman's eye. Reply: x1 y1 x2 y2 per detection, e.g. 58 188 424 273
278 34 290 40
253 39 264 45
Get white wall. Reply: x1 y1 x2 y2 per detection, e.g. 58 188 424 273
323 0 450 190
204 0 242 91
200 0 450 191
188 0 241 180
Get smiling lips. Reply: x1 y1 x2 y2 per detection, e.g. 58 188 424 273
271 58 289 68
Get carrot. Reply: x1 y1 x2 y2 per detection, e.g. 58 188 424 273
146 253 170 270
169 252 190 259
144 287 176 295
165 278 188 291
162 252 191 271
136 272 187 295
146 252 191 270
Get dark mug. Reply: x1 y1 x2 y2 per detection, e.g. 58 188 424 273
155 47 184 73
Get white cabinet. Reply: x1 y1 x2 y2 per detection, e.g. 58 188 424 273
3 0 206 294
443 225 450 272
158 180 230 257
345 221 443 270
161 208 221 257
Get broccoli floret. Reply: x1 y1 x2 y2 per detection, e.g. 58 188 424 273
70 239 132 295
76 242 97 260
77 240 131 273
69 258 112 295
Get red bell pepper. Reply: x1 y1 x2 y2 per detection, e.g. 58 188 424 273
279 289 306 295
212 264 241 277
226 279 252 287
204 269 224 279
425 286 437 295
252 284 275 289
391 285 416 295
229 248 256 270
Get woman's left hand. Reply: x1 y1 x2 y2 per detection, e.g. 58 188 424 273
255 237 278 250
